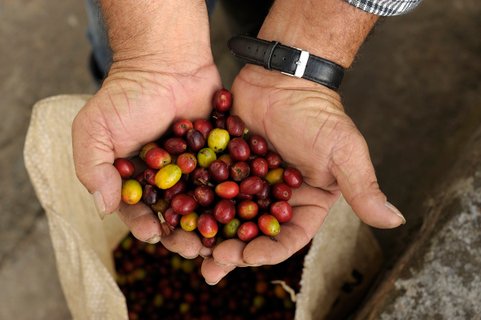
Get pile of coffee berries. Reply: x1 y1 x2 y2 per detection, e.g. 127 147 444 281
115 88 303 245
115 235 309 320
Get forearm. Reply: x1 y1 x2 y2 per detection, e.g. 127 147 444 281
259 0 378 68
99 0 212 71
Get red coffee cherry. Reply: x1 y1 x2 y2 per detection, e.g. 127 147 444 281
230 161 250 181
208 160 229 182
176 153 197 174
143 168 157 185
139 142 158 161
218 154 233 167
257 198 271 210
271 183 292 201
270 201 293 223
201 236 216 248
226 115 245 137
114 158 135 178
237 200 259 220
211 111 227 129
213 199 236 224
215 181 239 199
239 176 263 195
171 194 198 215
142 184 158 205
237 221 259 242
250 157 268 177
237 192 253 201
248 134 268 156
186 129 206 152
163 208 180 227
197 214 219 238
282 167 303 188
256 180 270 200
172 119 193 137
191 167 211 186
266 151 282 169
258 214 280 237
212 88 232 113
144 147 171 169
163 137 187 155
164 179 187 201
193 185 215 207
193 119 214 139
228 138 251 162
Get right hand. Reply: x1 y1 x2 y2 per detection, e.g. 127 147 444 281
73 0 222 258
72 60 221 251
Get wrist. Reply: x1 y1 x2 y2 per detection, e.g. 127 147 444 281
235 64 342 104
101 0 213 73
258 0 378 68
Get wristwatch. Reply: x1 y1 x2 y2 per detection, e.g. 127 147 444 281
228 35 345 91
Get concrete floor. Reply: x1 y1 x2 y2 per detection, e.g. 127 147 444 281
0 1 95 318
1 0 480 318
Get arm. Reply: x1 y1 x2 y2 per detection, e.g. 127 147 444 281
99 0 213 73
259 0 377 68
239 0 405 227
73 1 221 248
202 0 405 284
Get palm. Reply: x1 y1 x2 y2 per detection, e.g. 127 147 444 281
200 67 351 283
231 67 366 190
77 64 222 159
73 63 222 248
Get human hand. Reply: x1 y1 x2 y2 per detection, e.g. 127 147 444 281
200 66 405 284
73 0 228 259
72 61 221 247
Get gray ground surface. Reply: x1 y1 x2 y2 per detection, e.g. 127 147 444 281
0 0 479 318
0 0 95 318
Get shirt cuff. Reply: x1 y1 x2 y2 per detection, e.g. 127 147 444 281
345 0 423 16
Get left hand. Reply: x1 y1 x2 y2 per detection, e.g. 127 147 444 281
200 65 405 284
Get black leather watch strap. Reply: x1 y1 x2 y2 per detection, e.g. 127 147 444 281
228 35 344 91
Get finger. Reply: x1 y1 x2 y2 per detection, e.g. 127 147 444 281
243 205 326 265
213 187 337 267
212 239 250 267
72 105 120 215
289 183 340 208
201 257 236 285
161 229 203 259
117 202 164 243
330 132 406 228
199 246 213 258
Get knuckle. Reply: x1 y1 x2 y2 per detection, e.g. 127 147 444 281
347 180 384 204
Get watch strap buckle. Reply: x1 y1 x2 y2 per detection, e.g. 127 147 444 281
281 49 310 78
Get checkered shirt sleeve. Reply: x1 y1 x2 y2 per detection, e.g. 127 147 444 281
345 0 422 16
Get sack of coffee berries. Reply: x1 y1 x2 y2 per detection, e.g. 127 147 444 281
25 94 382 320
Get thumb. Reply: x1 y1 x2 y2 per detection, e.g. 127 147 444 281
72 107 121 215
330 133 406 229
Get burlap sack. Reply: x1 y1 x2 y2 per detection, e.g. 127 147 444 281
24 95 382 320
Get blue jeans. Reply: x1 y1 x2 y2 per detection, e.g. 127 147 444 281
84 0 217 76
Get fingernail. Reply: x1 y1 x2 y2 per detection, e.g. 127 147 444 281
385 202 406 225
93 191 106 219
178 253 198 259
206 279 220 286
199 247 212 258
146 235 161 244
